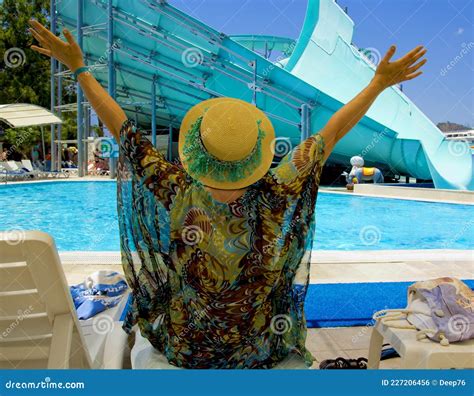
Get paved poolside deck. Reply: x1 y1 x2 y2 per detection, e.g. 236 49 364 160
62 262 402 369
61 249 473 369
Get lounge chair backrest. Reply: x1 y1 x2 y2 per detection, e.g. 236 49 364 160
0 231 92 369
5 161 18 171
21 160 34 171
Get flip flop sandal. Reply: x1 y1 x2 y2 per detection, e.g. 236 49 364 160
381 346 400 361
319 357 368 369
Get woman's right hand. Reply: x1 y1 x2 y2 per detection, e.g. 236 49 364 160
28 19 85 72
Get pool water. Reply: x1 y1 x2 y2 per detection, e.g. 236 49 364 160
0 181 472 251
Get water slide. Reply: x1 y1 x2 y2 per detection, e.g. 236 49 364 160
55 0 473 190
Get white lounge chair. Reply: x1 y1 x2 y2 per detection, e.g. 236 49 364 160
0 161 29 181
21 159 48 179
0 231 129 369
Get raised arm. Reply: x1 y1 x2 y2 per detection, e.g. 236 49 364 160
319 45 427 161
28 19 126 140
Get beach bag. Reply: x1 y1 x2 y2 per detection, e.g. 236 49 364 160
373 277 474 345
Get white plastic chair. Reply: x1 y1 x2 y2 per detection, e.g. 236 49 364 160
131 329 309 369
368 319 474 369
21 159 48 179
0 231 128 369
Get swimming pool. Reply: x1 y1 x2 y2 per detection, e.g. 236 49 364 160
0 181 472 251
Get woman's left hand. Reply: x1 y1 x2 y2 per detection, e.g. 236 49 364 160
372 45 427 90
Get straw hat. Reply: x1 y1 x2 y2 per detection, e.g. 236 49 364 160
179 97 275 190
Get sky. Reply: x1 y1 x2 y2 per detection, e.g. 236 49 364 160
168 0 474 127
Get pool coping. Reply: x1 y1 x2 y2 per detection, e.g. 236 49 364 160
350 184 474 205
59 249 474 265
0 176 114 186
3 178 472 205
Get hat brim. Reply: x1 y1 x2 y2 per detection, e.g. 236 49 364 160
179 97 275 190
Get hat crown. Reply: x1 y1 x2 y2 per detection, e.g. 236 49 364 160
200 102 259 162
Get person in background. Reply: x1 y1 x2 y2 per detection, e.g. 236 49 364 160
0 148 8 161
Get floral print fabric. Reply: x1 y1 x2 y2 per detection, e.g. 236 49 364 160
117 119 325 368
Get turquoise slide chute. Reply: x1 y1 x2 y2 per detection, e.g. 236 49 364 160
285 0 473 190
55 0 473 190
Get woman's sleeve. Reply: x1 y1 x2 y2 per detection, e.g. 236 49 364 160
268 133 325 196
119 119 187 209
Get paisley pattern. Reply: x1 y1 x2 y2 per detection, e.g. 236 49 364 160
117 119 325 369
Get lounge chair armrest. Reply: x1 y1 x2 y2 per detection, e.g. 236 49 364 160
47 313 74 369
102 321 129 369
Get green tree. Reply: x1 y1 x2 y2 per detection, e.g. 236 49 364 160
0 0 51 106
0 0 80 159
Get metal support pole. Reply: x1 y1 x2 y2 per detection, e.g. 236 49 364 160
107 0 117 178
151 76 157 147
40 126 46 161
84 106 90 175
77 0 85 177
300 103 311 142
50 0 57 171
167 124 173 161
251 60 257 105
57 62 63 171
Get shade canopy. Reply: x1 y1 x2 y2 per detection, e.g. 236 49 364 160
0 104 63 128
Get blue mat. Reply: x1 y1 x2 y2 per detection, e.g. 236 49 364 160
118 280 474 328
305 280 474 328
